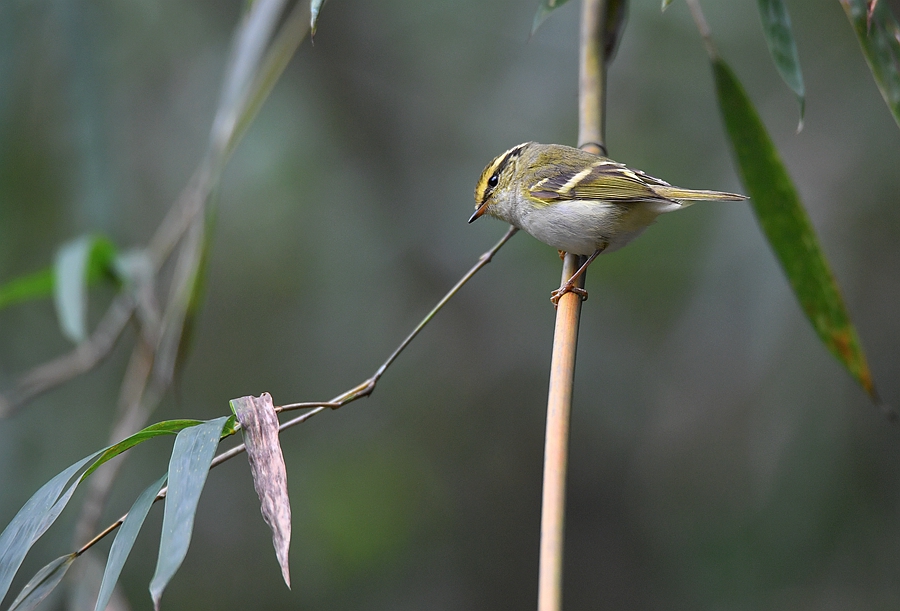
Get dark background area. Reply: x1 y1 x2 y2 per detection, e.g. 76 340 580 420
2 1 900 609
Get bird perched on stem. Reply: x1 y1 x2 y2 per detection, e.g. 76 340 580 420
470 142 748 304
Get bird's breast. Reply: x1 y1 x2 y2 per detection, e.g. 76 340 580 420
519 199 678 255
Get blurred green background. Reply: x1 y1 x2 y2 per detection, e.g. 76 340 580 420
2 1 900 609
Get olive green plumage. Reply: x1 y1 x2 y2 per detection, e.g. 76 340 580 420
470 142 748 303
471 142 747 256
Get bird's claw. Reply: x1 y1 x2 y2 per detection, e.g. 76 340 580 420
550 284 588 306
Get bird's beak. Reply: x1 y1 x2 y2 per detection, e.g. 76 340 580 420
468 203 489 223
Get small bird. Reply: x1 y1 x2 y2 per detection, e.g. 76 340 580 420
470 142 747 304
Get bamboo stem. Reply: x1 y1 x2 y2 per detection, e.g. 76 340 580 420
538 253 585 611
578 0 607 153
537 0 608 609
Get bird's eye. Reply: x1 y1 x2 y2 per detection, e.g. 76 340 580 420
488 173 499 188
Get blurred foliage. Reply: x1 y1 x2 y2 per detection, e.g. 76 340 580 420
756 0 805 125
2 1 900 610
841 0 900 128
0 235 117 313
712 56 879 408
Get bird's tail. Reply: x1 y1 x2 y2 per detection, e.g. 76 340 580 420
654 186 748 201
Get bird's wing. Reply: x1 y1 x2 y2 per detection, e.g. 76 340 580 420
529 160 674 203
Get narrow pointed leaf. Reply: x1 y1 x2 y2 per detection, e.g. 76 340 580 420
600 0 629 63
94 475 167 611
0 450 104 603
0 422 205 604
7 553 76 611
841 0 900 129
209 0 288 163
712 57 881 407
661 0 675 10
53 235 118 343
757 0 805 127
80 420 204 482
310 0 326 37
0 418 229 607
532 0 573 35
232 394 291 588
230 0 311 163
170 221 213 394
0 269 53 311
149 417 228 610
0 242 120 309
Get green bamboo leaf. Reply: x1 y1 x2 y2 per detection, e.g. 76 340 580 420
532 0 573 35
0 269 53 310
602 0 629 62
712 57 883 410
310 0 326 37
169 219 213 393
841 0 900 129
149 417 229 610
0 450 104 603
94 475 167 611
220 414 239 437
80 420 204 482
53 235 118 343
6 553 76 611
0 416 232 607
0 241 119 312
757 0 805 128
0 420 212 604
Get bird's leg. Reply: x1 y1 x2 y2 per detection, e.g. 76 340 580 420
550 247 605 305
557 250 566 260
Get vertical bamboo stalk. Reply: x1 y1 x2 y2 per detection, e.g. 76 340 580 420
537 252 584 611
579 0 606 152
537 1 607 610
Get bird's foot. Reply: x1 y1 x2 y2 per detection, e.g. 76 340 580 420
550 283 588 306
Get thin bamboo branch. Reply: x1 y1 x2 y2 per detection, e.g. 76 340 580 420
0 294 136 417
538 0 608 609
281 226 519 412
72 337 156 548
73 225 520 556
685 0 717 58
12 0 527 594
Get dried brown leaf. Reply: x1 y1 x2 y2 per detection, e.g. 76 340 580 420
231 393 291 588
